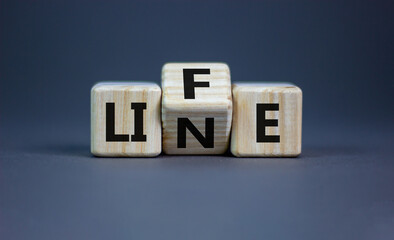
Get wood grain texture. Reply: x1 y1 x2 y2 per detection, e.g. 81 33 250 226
231 83 302 157
162 63 232 154
91 82 161 157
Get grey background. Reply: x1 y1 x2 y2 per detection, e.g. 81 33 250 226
1 0 393 239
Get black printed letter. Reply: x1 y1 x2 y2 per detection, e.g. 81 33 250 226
177 118 214 148
183 69 210 99
106 102 129 142
131 103 147 142
256 103 280 143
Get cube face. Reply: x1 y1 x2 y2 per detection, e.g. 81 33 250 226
91 82 162 157
231 83 302 157
162 63 232 155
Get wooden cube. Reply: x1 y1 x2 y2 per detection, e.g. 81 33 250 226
91 82 162 157
161 63 232 154
231 83 302 157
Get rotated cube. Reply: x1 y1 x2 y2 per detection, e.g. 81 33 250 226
161 63 232 154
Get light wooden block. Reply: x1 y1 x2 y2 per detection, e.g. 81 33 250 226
161 63 232 154
91 82 162 157
231 83 302 157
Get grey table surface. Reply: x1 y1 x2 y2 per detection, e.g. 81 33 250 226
1 120 393 240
